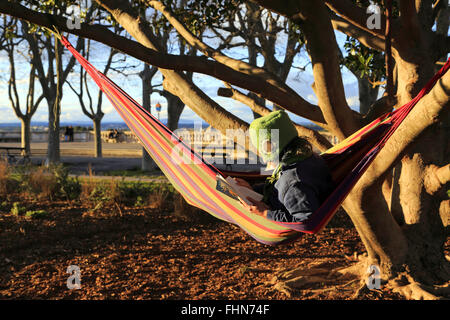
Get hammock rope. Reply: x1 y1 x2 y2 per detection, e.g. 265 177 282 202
60 35 450 245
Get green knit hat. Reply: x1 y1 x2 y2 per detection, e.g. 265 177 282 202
249 110 298 162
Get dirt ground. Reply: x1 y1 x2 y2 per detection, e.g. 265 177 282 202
1 196 446 300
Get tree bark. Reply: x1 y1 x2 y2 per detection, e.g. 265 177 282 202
343 65 450 283
358 77 380 115
218 85 333 152
140 63 157 172
46 101 61 165
166 93 184 132
4 23 42 159
46 38 63 165
20 117 31 157
93 117 102 158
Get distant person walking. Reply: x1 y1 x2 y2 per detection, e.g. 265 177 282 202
64 126 70 142
108 129 115 139
68 126 74 142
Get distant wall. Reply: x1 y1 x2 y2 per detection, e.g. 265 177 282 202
1 129 339 147
0 130 139 143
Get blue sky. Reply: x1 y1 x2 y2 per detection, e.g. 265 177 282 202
0 24 361 127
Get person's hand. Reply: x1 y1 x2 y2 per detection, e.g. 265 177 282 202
233 177 252 189
241 197 269 218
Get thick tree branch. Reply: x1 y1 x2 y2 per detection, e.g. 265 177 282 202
399 0 422 41
148 1 273 81
329 12 385 52
218 85 333 152
355 67 450 193
425 164 450 195
324 0 386 39
431 0 450 63
218 86 271 119
7 45 23 118
432 0 447 22
432 34 450 62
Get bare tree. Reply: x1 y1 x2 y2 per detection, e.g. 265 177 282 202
0 17 44 156
21 28 77 164
67 37 117 158
20 3 95 164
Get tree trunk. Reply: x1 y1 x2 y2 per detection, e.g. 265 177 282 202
20 117 31 157
46 38 63 165
141 147 156 172
46 103 60 165
343 129 449 292
141 64 157 172
357 77 379 115
248 92 264 119
166 93 184 131
93 117 102 158
341 56 450 298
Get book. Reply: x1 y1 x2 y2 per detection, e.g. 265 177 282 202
215 174 264 205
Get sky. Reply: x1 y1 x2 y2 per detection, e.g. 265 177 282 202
0 17 361 128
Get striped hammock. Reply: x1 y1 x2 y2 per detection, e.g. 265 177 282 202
61 36 450 245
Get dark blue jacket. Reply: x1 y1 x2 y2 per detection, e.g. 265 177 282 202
263 154 334 223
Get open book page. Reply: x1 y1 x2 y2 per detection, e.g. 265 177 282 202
215 174 263 205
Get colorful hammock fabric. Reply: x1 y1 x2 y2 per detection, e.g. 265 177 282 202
60 36 450 245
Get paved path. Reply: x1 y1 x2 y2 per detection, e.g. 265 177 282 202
0 141 143 157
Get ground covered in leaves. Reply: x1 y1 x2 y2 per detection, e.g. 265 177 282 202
1 197 445 300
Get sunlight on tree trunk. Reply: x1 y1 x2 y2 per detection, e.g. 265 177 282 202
20 117 31 156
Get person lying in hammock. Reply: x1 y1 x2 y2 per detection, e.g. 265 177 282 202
235 110 335 222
